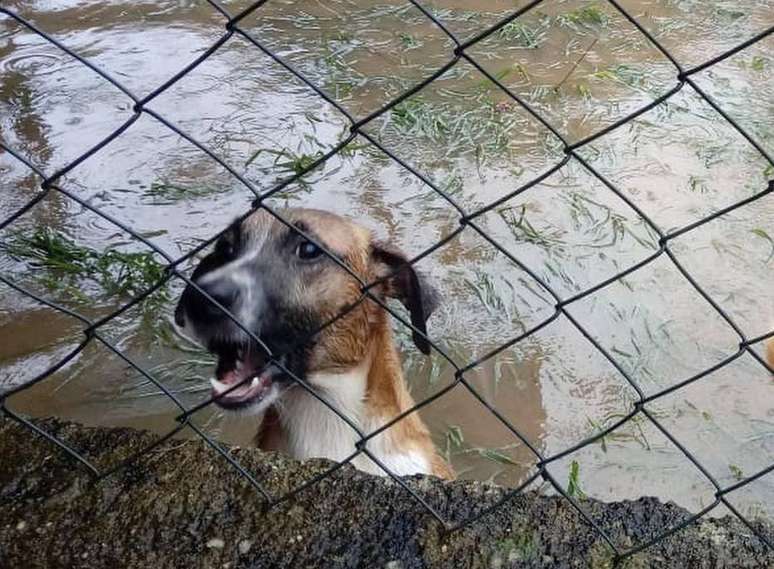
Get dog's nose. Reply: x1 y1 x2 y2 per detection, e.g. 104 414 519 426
174 303 186 327
197 278 240 318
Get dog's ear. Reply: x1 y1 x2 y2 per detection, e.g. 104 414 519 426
370 241 439 355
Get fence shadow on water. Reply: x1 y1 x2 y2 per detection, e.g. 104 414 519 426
1 1 773 564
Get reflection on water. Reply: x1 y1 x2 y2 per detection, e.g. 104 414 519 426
0 0 772 520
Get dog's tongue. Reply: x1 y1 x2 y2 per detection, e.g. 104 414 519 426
217 368 243 386
214 371 245 398
210 348 276 405
210 370 272 403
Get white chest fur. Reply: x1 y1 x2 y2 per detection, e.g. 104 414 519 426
275 366 431 477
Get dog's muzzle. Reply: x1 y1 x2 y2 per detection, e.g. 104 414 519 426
175 275 289 411
175 277 241 326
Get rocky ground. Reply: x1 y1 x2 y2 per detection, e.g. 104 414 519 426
0 416 771 568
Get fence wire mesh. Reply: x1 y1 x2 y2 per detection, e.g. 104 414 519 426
1 0 773 564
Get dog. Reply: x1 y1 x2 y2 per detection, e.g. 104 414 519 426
175 208 454 479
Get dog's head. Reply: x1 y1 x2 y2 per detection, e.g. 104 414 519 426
174 208 438 414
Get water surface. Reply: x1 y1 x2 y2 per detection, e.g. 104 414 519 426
1 0 773 529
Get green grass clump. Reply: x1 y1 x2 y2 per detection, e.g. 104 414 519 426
591 64 648 90
557 4 609 32
387 95 533 166
497 204 565 249
390 99 451 140
497 19 550 48
567 459 587 499
750 56 767 72
713 7 745 21
246 147 325 176
3 228 168 301
729 464 744 481
443 425 465 462
398 32 420 49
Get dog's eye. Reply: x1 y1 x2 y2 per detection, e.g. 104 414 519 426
296 240 323 260
215 238 236 260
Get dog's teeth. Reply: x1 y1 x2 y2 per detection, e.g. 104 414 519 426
250 377 259 389
210 378 228 394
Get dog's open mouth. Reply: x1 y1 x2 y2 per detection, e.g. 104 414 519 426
208 340 282 409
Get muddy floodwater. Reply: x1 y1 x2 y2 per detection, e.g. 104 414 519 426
1 0 773 522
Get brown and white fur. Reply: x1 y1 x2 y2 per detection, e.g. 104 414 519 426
174 208 453 479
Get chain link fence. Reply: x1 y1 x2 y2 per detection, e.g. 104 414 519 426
1 1 773 564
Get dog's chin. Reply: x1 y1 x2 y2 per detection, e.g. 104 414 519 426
216 380 291 416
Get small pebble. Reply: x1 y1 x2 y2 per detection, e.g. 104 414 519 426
206 538 225 550
238 540 252 555
16 521 26 531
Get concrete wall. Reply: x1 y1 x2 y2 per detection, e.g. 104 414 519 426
0 416 771 568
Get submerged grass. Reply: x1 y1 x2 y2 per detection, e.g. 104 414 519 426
245 146 329 196
443 424 465 462
143 180 227 202
556 4 610 33
464 268 519 325
492 187 658 285
386 94 536 169
591 64 649 91
442 423 527 476
591 411 653 451
3 228 169 303
497 204 566 249
751 228 774 262
497 17 551 49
